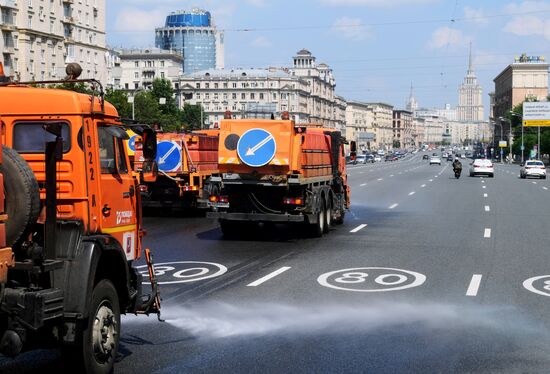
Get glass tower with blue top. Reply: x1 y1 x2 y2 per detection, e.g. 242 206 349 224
155 8 221 73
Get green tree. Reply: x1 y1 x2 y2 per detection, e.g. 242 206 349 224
181 103 203 130
104 88 132 119
134 91 162 126
151 78 179 115
50 82 94 95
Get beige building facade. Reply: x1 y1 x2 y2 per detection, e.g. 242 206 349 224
457 47 484 122
345 101 374 151
175 49 343 129
0 0 107 83
368 102 394 150
493 56 549 120
392 109 413 148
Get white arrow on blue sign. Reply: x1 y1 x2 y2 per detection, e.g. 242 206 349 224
128 135 137 152
237 128 277 167
156 141 182 172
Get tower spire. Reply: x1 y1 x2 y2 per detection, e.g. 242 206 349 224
468 42 473 73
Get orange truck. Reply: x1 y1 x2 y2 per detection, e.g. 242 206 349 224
207 113 350 237
134 130 220 210
0 64 161 373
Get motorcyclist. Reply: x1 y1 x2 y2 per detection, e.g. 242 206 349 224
453 158 462 172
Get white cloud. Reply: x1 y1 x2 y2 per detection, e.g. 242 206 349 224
503 1 550 40
321 0 436 7
113 7 166 32
427 27 471 49
247 0 268 6
463 6 488 24
331 17 371 41
250 36 272 48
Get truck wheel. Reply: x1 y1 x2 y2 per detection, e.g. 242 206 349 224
78 279 120 374
323 197 332 233
220 219 240 238
308 200 325 238
1 146 40 247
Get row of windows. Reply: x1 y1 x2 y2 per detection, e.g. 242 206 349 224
134 60 166 68
193 81 298 89
195 92 295 100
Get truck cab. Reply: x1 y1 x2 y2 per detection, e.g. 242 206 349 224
0 68 160 373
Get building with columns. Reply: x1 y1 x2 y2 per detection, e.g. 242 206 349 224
175 49 343 129
368 102 394 150
346 101 375 151
457 45 484 122
0 0 107 83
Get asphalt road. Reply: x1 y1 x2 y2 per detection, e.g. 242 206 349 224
4 152 550 373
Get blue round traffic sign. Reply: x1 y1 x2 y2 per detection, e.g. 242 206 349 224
156 141 182 172
128 135 137 152
237 128 276 167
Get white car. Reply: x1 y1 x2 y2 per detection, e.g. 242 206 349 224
520 160 546 179
469 159 494 178
374 155 382 162
429 156 441 165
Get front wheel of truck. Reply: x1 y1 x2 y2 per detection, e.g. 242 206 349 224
65 279 120 374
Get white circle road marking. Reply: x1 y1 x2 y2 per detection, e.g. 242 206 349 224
137 261 228 285
523 275 550 297
317 267 426 292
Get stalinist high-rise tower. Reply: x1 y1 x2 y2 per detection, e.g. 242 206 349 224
457 44 484 122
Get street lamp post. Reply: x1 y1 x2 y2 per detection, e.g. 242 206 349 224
494 121 503 163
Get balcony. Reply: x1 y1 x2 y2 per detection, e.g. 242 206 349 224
0 0 16 9
62 16 76 24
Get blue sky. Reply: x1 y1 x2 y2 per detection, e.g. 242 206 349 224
107 0 550 119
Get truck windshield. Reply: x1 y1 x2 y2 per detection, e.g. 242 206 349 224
13 122 70 153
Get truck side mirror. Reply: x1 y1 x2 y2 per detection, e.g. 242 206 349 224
141 160 158 183
141 128 157 161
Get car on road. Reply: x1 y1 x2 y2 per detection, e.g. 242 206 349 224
385 154 398 162
469 159 494 177
447 154 453 162
374 155 382 162
520 160 547 179
355 154 367 164
432 152 438 156
422 154 429 160
429 156 441 165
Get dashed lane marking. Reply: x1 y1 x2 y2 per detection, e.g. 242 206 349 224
421 184 426 188
390 175 394 177
408 192 415 196
429 179 433 182
389 203 399 209
482 186 486 189
532 181 537 185
544 187 548 190
247 267 292 287
378 178 383 181
466 274 483 296
483 193 488 197
484 205 490 212
484 228 491 238
350 224 368 233
360 183 367 187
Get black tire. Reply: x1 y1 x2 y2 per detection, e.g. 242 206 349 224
323 197 331 233
66 279 120 374
219 219 249 239
1 146 40 247
308 198 325 238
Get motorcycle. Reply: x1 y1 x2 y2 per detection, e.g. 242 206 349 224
454 167 462 179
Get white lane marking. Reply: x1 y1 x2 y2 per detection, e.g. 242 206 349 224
378 178 383 181
429 179 433 182
390 175 394 177
408 191 415 196
435 175 438 178
360 183 367 187
544 187 548 190
483 193 488 197
421 184 426 188
247 267 291 287
484 205 490 212
481 180 485 183
532 181 537 185
398 172 402 175
466 274 483 296
482 186 486 189
484 228 491 238
389 203 398 209
350 224 368 233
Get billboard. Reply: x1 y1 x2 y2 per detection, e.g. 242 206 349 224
523 102 550 127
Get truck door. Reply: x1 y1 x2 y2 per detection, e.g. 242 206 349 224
97 126 138 261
